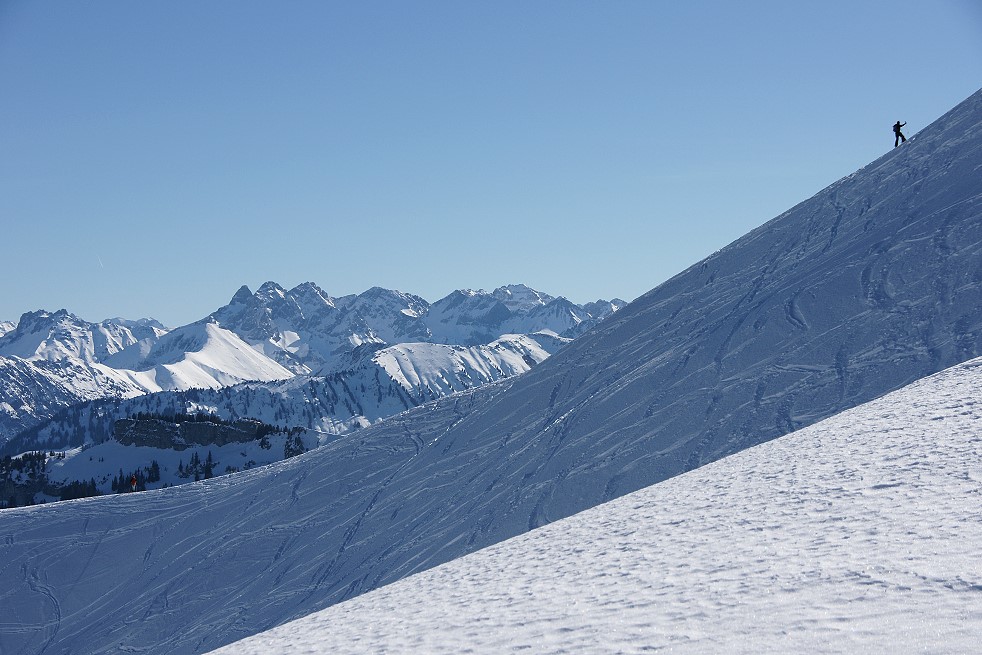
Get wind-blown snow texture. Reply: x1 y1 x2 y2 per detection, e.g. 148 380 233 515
0 90 980 654
210 357 982 655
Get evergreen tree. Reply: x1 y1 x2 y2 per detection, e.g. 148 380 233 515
284 434 307 459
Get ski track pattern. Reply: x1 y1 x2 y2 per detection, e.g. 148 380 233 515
209 359 982 655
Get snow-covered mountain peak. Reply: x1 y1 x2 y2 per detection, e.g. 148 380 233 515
102 316 168 330
355 286 428 313
0 309 147 363
111 320 294 386
288 281 337 310
0 320 14 338
491 284 555 312
582 298 628 319
101 317 168 342
1 309 73 359
10 308 71 334
219 281 338 327
255 280 288 302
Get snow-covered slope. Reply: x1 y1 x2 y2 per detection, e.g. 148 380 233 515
369 334 560 397
210 357 982 655
3 354 979 655
0 319 18 338
99 321 294 392
0 355 141 443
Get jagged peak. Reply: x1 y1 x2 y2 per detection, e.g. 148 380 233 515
256 281 287 299
230 285 253 305
14 308 77 332
356 286 428 309
491 284 555 310
289 281 329 298
359 285 401 299
101 317 168 330
287 282 337 312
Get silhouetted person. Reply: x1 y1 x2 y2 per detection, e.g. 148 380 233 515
893 121 907 147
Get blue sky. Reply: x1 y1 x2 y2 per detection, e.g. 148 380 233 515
1 1 980 327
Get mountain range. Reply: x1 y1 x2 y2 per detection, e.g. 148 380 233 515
0 88 979 655
0 284 625 445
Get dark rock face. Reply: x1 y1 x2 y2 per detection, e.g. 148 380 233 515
114 418 268 450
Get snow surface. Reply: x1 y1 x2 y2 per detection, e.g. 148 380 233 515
209 357 982 654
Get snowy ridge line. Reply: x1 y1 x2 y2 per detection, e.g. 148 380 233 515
209 357 982 655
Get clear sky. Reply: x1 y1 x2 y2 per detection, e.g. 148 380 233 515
1 1 980 327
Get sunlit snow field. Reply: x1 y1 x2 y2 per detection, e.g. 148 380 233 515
212 358 982 654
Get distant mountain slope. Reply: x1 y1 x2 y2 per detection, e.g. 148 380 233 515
1 90 978 655
0 355 138 441
209 357 982 655
0 313 293 442
101 321 294 391
0 310 166 363
0 312 168 438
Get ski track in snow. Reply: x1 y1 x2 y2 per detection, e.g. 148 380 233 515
210 359 982 655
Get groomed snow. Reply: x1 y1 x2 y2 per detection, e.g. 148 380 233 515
210 357 982 655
